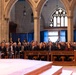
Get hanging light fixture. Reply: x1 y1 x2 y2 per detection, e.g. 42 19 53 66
44 0 48 6
55 0 63 15
23 6 26 16
55 0 59 15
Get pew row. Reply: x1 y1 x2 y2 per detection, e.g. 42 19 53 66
24 50 76 66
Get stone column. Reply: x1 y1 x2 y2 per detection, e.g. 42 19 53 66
34 16 40 43
0 21 2 42
67 16 73 42
1 17 9 42
26 0 46 43
4 18 9 42
0 0 2 42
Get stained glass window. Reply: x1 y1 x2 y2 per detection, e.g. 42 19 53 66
49 7 67 27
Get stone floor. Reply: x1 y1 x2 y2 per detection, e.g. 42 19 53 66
63 66 76 75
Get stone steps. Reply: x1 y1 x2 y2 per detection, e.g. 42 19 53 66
39 66 63 75
39 66 73 75
25 61 53 75
60 70 73 75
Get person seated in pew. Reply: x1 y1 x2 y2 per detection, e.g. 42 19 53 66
5 42 10 58
22 42 28 51
42 42 48 50
0 42 7 58
13 42 18 58
65 42 74 51
56 43 62 50
30 41 39 50
17 42 22 58
38 42 44 50
16 38 21 45
60 42 66 50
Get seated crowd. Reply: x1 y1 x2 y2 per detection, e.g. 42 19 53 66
0 39 76 59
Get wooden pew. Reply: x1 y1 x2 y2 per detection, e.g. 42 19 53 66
24 50 76 65
50 50 76 66
24 51 49 61
74 50 76 62
50 51 74 61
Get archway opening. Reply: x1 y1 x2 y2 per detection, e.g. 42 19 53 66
73 7 76 42
9 0 34 42
40 0 67 42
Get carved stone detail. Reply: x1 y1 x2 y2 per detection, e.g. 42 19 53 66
34 0 38 3
5 0 8 2
68 0 72 2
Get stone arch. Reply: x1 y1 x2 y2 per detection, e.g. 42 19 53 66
61 0 76 16
4 0 46 18
4 0 46 42
71 0 76 13
26 0 34 16
4 0 32 42
36 0 46 16
27 0 46 17
60 0 69 14
4 0 18 18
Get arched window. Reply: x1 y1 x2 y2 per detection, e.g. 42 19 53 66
49 7 67 27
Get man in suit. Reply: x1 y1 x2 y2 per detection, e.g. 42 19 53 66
0 42 7 58
13 42 18 58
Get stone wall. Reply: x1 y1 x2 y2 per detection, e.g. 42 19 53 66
10 0 76 32
73 7 76 26
10 0 44 33
0 0 2 42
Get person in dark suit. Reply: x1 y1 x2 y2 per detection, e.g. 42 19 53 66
38 42 43 50
13 42 18 58
17 42 22 58
5 42 14 58
0 42 7 58
30 41 38 50
23 43 28 51
16 38 21 45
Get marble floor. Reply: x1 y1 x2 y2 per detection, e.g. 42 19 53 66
0 59 52 75
0 59 76 75
63 66 76 75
